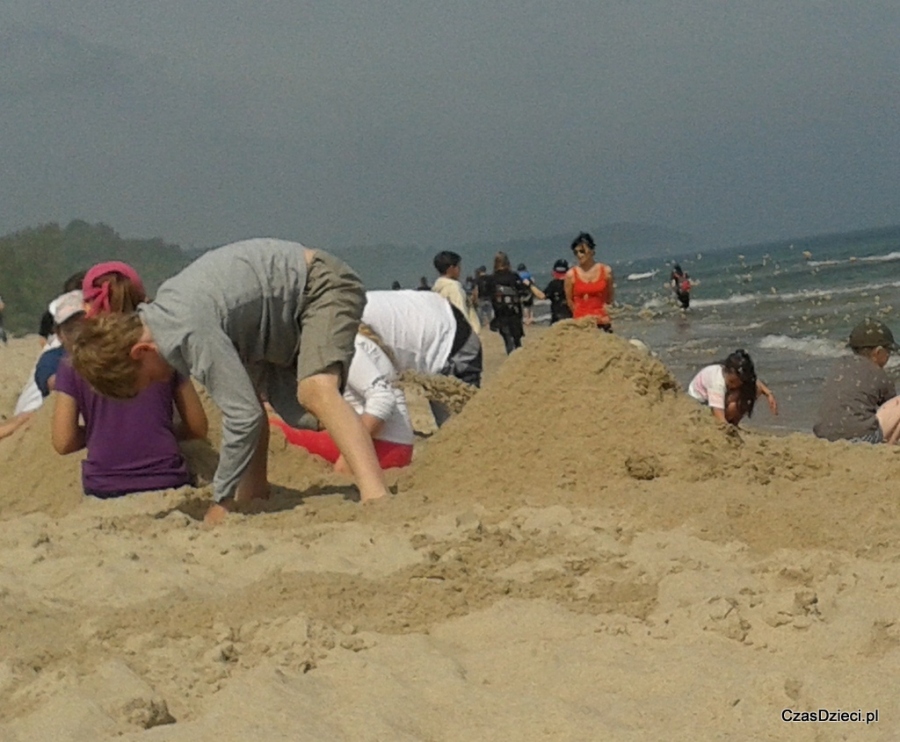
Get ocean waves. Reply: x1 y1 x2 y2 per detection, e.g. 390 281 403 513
758 334 849 358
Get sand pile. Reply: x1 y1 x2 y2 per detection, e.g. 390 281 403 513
403 321 900 554
0 337 42 416
0 403 84 520
397 371 478 415
405 321 770 498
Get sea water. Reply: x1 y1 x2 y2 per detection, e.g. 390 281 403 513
530 225 900 435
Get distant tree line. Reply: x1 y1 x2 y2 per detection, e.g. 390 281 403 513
0 219 696 333
0 220 189 334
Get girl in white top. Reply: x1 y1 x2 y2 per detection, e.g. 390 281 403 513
688 349 778 425
270 326 415 469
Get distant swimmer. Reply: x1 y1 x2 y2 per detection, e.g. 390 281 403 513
688 349 778 426
670 263 692 310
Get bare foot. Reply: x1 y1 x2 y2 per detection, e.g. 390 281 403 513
203 500 235 526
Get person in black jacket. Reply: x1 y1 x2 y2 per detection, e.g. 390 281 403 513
485 252 544 354
543 259 573 324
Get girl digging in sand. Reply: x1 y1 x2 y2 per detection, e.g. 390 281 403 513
52 263 208 499
688 349 777 425
269 324 415 470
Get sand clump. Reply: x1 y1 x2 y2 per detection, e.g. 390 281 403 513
0 402 85 520
397 371 478 416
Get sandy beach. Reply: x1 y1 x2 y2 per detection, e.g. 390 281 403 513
2 322 900 741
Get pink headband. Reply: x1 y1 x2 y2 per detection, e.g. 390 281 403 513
82 261 145 317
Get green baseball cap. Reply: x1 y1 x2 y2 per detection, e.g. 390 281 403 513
848 318 899 351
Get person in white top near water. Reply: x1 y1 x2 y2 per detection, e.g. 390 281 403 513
688 349 777 425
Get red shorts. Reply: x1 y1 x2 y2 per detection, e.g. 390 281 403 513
269 418 413 469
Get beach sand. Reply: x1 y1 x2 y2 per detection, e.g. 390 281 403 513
2 323 899 740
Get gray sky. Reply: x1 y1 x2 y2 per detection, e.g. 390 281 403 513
2 1 899 252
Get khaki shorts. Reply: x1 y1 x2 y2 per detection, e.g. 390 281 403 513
296 250 365 390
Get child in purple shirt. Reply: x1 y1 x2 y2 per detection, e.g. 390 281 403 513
54 360 199 497
50 266 208 498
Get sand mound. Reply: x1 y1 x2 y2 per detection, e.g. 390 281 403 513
404 321 745 497
0 403 85 520
401 321 900 555
0 337 42 417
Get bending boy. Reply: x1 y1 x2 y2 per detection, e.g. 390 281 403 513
70 238 389 523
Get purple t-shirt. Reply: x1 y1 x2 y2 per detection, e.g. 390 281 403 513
54 358 192 497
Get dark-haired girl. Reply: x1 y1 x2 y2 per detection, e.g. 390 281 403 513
688 349 778 425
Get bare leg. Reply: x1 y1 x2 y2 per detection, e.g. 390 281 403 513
298 368 388 502
877 397 900 444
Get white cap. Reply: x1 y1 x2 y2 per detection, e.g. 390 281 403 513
49 290 86 326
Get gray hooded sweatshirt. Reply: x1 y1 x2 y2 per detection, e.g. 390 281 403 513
139 238 312 501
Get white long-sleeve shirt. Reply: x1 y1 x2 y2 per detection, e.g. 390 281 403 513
345 335 413 445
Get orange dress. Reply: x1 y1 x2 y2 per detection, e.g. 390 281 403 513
572 266 611 326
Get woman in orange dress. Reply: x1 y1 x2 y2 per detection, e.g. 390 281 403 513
564 232 615 331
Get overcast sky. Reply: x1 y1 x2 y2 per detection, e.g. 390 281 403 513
2 1 899 252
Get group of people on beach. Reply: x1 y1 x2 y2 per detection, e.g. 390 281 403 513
465 231 616 353
3 230 896 527
12 241 491 524
0 231 621 524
